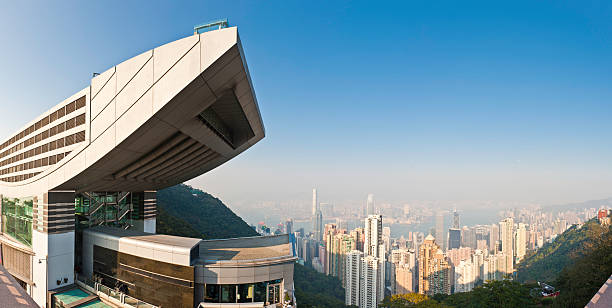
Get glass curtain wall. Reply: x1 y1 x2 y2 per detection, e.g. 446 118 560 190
1 196 33 246
204 279 283 305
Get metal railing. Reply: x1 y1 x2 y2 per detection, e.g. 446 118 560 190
76 274 157 308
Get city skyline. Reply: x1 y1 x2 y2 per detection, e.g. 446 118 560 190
2 1 612 208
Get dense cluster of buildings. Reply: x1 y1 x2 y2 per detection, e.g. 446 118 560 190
293 189 609 307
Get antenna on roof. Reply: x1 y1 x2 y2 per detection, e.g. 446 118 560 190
194 18 229 34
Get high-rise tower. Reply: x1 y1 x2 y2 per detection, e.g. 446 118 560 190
435 212 445 250
499 218 514 275
312 188 318 216
452 210 460 229
364 215 384 258
366 194 375 215
418 234 451 295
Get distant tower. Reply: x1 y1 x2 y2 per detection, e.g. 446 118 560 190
312 188 318 215
435 212 445 251
314 210 323 242
499 218 514 275
366 194 375 215
453 210 460 229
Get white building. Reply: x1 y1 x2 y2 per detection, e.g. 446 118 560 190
360 255 385 308
499 218 514 274
454 259 475 293
515 223 527 262
345 250 362 307
365 215 384 259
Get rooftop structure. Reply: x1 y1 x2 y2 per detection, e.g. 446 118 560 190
0 24 292 308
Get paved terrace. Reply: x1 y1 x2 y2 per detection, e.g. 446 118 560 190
0 264 38 308
586 274 612 308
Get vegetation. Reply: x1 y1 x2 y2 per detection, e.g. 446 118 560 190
517 217 610 284
381 280 539 308
156 184 258 239
294 263 354 308
551 218 612 307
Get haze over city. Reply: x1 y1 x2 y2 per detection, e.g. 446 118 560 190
1 0 612 212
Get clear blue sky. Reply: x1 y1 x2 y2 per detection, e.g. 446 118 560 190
1 1 611 206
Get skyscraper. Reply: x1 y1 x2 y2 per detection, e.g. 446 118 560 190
366 194 375 215
499 218 514 275
454 259 475 293
345 250 362 307
453 210 460 229
489 223 500 254
364 215 384 259
448 228 461 250
435 212 445 250
312 188 318 215
314 209 323 242
515 223 527 262
312 188 323 242
360 255 385 308
418 234 451 296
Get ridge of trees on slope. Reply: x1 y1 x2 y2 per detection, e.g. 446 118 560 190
156 184 258 239
294 263 355 308
517 217 610 284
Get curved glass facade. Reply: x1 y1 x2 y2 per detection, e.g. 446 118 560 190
204 279 283 305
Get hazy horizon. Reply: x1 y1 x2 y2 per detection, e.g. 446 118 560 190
2 1 611 208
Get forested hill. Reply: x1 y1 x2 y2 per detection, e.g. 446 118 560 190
517 217 611 284
156 184 258 239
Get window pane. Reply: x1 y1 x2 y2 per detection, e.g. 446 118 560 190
220 285 236 303
254 282 267 302
237 284 254 303
205 284 219 303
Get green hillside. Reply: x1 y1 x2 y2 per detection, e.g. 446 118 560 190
156 184 258 239
551 218 612 307
294 263 354 308
516 218 609 283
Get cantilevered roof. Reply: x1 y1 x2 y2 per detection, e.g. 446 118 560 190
1 26 265 196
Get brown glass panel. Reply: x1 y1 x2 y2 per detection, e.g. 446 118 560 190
76 96 86 109
66 102 76 114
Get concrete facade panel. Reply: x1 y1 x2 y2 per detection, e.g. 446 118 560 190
153 35 199 83
116 50 153 91
153 42 201 114
91 73 116 119
116 90 153 145
200 27 238 74
116 57 153 117
91 66 115 99
91 99 115 141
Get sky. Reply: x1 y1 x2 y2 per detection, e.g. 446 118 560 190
0 1 611 209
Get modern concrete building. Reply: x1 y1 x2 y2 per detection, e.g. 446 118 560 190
0 22 293 308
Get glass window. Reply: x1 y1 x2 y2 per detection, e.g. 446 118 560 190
1 197 33 246
237 284 254 303
254 282 267 302
220 285 236 303
205 284 219 302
